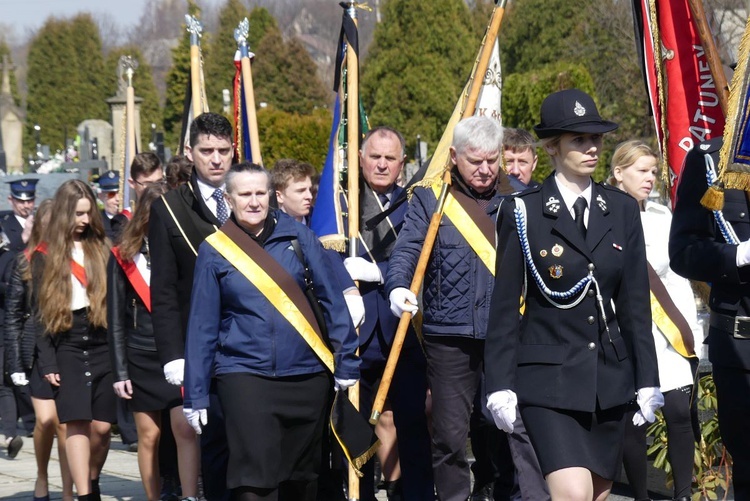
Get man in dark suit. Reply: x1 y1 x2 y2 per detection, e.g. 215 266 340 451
342 126 433 501
149 112 234 501
670 137 750 500
0 178 39 454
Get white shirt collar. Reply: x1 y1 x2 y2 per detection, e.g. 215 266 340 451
554 173 592 225
196 177 226 201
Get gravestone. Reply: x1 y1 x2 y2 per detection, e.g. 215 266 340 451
0 55 24 173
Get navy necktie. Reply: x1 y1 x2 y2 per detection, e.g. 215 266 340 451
212 188 228 225
572 196 587 238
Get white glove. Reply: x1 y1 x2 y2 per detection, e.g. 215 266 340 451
632 386 665 426
10 372 28 386
183 408 207 435
344 257 383 283
486 390 518 433
388 287 418 318
334 378 358 391
163 359 185 386
344 294 366 328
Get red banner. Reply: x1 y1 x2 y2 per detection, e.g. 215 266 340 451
634 0 725 203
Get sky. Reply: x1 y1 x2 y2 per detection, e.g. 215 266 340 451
0 0 219 38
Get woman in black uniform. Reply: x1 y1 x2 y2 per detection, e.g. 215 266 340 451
484 89 662 501
107 182 200 501
5 199 74 501
34 180 114 501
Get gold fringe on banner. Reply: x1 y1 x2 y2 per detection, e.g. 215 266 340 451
718 14 750 191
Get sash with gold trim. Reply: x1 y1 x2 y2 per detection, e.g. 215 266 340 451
35 242 87 287
111 246 151 313
431 183 496 275
204 220 378 473
647 263 696 358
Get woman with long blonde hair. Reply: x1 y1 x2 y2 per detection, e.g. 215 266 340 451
34 179 114 501
5 198 74 501
108 182 200 501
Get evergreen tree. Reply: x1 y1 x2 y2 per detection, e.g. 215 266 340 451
258 106 331 169
253 26 328 114
360 0 476 154
104 47 163 149
205 0 249 113
247 7 277 50
26 15 109 153
500 0 651 159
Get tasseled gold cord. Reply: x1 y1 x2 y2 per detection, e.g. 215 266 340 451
700 182 725 211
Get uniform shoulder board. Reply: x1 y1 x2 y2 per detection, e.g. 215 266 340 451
515 183 542 197
596 182 623 194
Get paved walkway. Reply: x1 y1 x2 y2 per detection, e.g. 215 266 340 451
0 433 732 500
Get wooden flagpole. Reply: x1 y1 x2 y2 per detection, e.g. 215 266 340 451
235 18 263 165
370 0 508 425
345 2 361 498
687 0 729 115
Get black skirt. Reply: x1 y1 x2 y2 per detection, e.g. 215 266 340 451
216 371 330 490
126 346 182 412
53 315 116 424
521 403 627 480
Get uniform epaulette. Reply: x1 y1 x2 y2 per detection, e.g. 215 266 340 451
514 184 542 197
597 182 629 196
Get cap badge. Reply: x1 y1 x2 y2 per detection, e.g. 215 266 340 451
20 180 28 187
574 101 586 116
545 196 561 214
549 264 563 279
108 171 116 178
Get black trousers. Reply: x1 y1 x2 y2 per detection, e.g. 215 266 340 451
358 331 433 501
423 335 483 501
712 364 750 501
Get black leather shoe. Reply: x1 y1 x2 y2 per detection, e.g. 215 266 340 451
6 436 23 459
469 483 493 501
674 497 691 501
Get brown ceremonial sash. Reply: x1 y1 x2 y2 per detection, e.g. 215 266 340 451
35 242 88 288
207 220 333 371
111 246 151 313
647 262 695 358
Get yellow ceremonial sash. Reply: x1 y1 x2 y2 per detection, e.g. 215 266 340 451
647 264 696 359
205 230 335 372
650 292 694 358
431 183 496 275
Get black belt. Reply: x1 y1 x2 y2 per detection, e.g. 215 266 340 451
710 311 750 339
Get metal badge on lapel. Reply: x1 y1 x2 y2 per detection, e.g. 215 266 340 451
540 249 548 257
551 244 563 257
549 264 563 279
545 196 561 214
596 194 607 212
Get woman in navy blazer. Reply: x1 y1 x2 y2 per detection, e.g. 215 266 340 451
484 89 661 501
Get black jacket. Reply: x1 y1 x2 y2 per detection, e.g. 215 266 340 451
485 175 659 412
669 138 750 370
107 249 156 382
148 172 220 366
3 254 37 373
